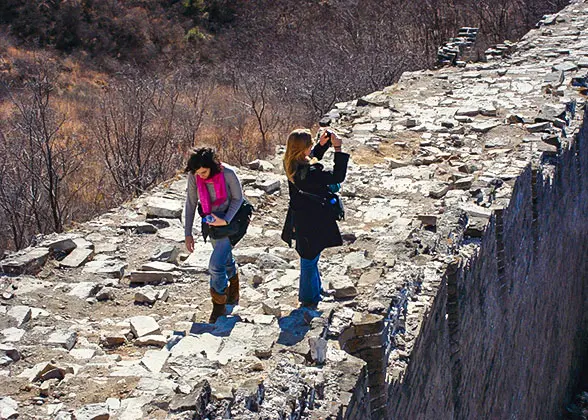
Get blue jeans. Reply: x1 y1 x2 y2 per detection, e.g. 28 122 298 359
299 254 322 304
209 237 236 294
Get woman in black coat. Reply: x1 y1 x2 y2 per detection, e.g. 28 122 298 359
281 128 350 307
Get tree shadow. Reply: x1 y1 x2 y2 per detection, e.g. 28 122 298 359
277 307 322 346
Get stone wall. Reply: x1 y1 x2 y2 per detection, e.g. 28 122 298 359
386 107 588 418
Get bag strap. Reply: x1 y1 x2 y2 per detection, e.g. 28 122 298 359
290 181 329 207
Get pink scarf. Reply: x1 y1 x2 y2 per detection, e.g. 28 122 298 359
196 169 227 215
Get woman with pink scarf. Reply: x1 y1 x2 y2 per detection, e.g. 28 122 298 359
184 147 244 323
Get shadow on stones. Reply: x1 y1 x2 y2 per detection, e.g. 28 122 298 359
190 315 240 338
277 308 322 346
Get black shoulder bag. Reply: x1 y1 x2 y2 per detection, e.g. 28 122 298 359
202 199 254 246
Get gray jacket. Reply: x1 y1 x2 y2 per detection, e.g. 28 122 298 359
184 166 244 237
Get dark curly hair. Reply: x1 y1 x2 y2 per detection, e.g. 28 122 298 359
185 147 222 176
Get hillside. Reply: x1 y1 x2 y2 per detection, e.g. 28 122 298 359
0 0 568 254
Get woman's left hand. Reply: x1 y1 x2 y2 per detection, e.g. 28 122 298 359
209 214 228 226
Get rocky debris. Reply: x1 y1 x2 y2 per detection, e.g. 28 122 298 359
0 396 18 419
248 159 275 172
19 362 73 382
47 331 77 350
129 271 174 284
68 282 101 300
6 306 31 327
150 245 180 263
82 257 127 278
134 286 168 305
0 247 49 275
120 222 158 234
0 4 587 418
129 316 161 338
145 197 183 218
73 403 110 420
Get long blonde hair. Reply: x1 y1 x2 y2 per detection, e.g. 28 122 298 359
283 129 312 182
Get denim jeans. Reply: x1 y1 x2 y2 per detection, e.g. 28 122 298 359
299 253 322 304
209 236 236 294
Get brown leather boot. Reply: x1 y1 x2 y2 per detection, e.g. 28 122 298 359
209 288 227 324
227 273 240 305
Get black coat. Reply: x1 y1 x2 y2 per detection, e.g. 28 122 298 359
281 142 350 259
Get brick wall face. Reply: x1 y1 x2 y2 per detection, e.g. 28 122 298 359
386 108 588 419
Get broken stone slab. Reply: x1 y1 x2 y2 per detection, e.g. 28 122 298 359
140 350 169 373
140 261 176 272
1 328 25 343
0 344 20 365
465 217 488 237
429 183 451 199
150 245 179 263
455 107 479 117
256 253 291 270
59 247 95 268
0 396 18 419
95 287 116 301
385 158 410 169
417 215 438 227
47 331 77 351
40 237 77 254
247 159 275 172
233 248 264 265
7 305 31 327
328 276 358 299
343 251 372 271
134 286 158 305
100 333 126 348
82 258 127 279
262 299 282 318
129 316 161 338
73 403 110 420
254 179 281 194
552 61 578 72
145 197 183 219
120 221 158 234
68 282 101 300
18 362 73 382
470 121 501 133
536 103 567 122
169 380 211 414
135 335 167 347
69 348 96 360
1 247 50 275
453 176 474 190
170 334 222 358
526 121 552 133
130 271 174 284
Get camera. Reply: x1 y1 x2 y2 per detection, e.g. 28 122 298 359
324 129 333 147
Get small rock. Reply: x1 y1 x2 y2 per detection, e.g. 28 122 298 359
48 331 78 351
247 159 275 172
129 316 161 338
261 299 282 318
134 286 158 305
74 403 110 420
0 396 18 419
135 335 167 347
150 245 180 263
7 305 31 327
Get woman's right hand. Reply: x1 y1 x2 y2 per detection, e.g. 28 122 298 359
185 236 195 253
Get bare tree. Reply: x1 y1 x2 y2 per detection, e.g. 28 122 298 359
0 65 83 250
89 71 186 198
